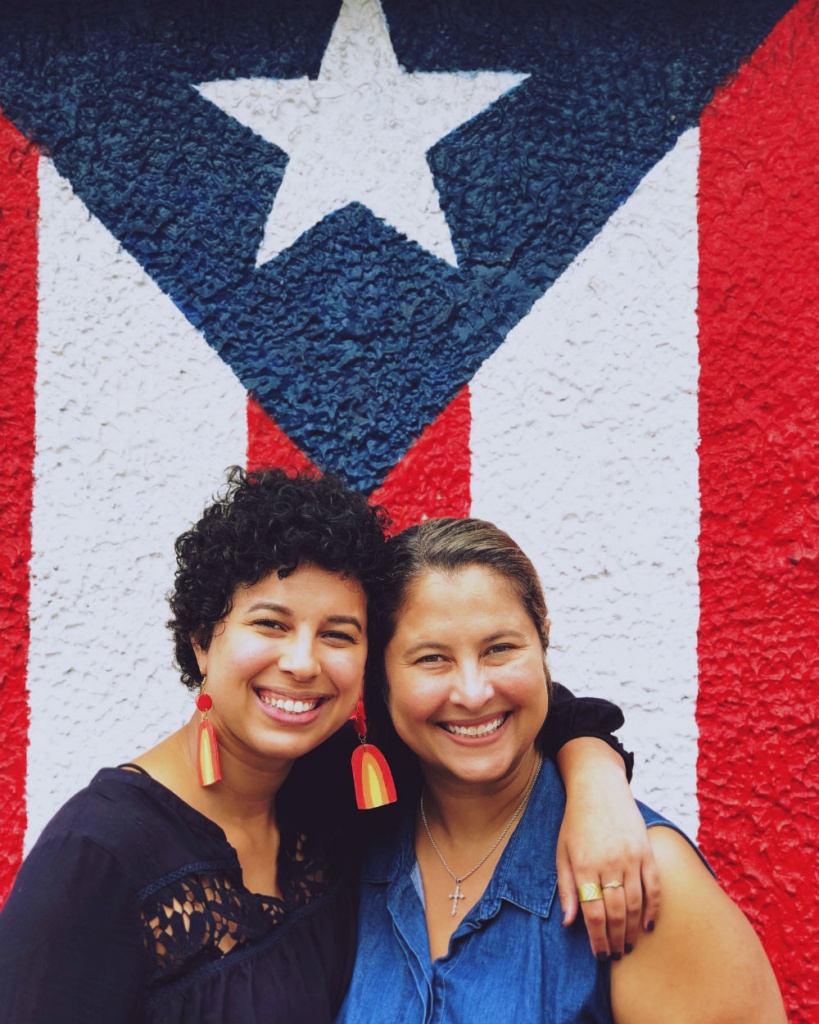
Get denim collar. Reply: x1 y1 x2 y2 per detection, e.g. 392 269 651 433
362 757 564 920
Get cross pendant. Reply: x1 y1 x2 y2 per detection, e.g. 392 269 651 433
448 881 465 917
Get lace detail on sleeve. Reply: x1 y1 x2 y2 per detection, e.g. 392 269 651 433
140 829 333 984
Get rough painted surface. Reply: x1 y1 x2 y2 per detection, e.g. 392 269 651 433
698 2 819 1017
25 159 247 847
0 0 813 1017
371 387 472 534
471 130 700 835
0 114 36 902
0 0 793 488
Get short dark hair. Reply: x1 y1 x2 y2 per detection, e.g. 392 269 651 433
168 466 390 690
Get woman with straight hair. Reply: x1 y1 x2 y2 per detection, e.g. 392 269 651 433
337 517 786 1024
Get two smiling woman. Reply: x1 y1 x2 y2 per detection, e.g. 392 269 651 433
0 469 780 1023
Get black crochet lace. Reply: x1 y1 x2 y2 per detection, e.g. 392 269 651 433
141 828 330 983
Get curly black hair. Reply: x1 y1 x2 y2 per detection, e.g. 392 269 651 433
168 466 391 690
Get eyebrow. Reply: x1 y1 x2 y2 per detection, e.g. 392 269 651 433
326 615 364 632
402 629 528 657
403 641 449 657
483 630 528 644
246 602 363 632
247 601 291 615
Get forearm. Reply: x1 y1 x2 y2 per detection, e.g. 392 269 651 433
556 734 629 792
543 682 634 780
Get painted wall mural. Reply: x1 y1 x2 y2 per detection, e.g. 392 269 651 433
0 0 816 1018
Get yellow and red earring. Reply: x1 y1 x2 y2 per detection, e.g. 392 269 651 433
196 677 222 787
350 698 397 809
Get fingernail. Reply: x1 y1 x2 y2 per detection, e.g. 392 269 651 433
624 943 634 954
596 952 610 963
611 952 622 961
646 920 655 933
562 910 570 926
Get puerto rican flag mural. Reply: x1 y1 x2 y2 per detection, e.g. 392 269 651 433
1 0 817 1015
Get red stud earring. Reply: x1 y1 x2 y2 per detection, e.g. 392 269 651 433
196 677 221 787
350 698 397 809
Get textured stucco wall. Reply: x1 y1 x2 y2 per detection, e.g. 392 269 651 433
696 5 819 1015
472 129 700 834
0 0 815 1018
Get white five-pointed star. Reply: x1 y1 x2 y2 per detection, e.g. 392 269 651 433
195 0 528 266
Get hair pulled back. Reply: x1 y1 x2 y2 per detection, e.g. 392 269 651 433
365 517 552 770
168 466 390 690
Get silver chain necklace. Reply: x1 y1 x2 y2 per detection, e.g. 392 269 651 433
419 753 542 917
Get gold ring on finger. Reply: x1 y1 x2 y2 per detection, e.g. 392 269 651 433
577 882 604 902
602 880 623 890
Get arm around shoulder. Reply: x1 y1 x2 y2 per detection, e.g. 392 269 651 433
610 825 787 1024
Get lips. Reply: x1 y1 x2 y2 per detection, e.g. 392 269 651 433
257 696 321 712
438 712 510 738
255 688 328 715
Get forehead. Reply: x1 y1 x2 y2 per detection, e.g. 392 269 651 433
232 562 367 611
398 565 527 625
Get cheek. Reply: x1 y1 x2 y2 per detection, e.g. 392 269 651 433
221 634 273 674
387 673 441 726
207 631 281 685
325 648 367 696
499 660 549 707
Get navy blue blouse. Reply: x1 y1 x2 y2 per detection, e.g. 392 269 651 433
0 767 357 1024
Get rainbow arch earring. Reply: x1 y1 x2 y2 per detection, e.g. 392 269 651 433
350 698 397 810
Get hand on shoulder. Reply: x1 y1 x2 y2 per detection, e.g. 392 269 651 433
610 825 787 1024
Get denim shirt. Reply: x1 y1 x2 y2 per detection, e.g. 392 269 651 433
336 760 690 1024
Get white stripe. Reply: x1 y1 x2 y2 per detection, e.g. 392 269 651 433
26 160 248 850
471 128 700 835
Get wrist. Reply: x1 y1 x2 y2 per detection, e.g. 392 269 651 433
557 736 629 794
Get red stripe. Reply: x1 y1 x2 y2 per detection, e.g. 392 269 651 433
246 397 318 474
372 386 471 532
0 113 37 904
248 387 472 530
697 2 819 1018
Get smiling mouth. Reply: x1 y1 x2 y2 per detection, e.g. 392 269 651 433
439 713 509 738
257 692 327 715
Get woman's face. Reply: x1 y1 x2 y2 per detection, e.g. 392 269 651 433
384 565 548 790
194 563 367 770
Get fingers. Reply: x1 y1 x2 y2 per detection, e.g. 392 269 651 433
556 845 579 927
641 847 662 933
584 853 662 962
577 883 610 960
600 879 627 959
620 866 643 952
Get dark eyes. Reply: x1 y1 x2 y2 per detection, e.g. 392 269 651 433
253 618 286 631
487 643 515 656
251 619 357 644
413 644 516 666
323 630 358 645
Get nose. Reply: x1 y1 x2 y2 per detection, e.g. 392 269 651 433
449 661 493 711
277 629 320 682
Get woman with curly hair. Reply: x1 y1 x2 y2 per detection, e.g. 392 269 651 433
0 468 656 1024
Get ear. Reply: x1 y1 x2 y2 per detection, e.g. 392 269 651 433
191 631 208 677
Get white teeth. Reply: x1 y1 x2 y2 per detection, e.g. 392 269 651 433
442 715 506 738
259 694 320 714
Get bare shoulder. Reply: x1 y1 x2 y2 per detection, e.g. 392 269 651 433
610 825 787 1024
